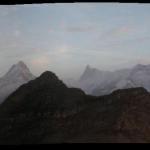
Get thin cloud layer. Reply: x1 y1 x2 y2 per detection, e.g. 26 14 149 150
0 4 150 78
66 25 95 32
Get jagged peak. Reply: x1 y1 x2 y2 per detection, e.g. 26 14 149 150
79 65 101 81
17 61 27 68
84 65 100 73
85 64 91 70
4 61 34 80
8 61 29 72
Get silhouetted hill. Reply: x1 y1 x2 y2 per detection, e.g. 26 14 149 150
0 71 150 144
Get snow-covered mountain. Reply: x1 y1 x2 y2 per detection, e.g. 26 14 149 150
66 64 150 96
0 61 35 103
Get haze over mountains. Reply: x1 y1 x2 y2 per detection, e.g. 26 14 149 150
0 4 150 144
0 61 35 103
0 69 150 143
65 64 150 96
1 61 150 105
0 61 150 143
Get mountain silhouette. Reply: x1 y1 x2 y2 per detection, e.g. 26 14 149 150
0 71 150 144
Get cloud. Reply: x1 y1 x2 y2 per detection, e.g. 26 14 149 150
98 25 132 41
13 30 21 37
92 24 135 51
56 44 69 54
0 6 18 17
31 56 50 66
66 25 95 33
113 26 131 34
48 44 70 56
128 36 150 43
29 54 51 74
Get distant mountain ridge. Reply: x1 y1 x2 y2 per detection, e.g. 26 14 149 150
0 61 35 103
93 64 150 96
66 64 150 96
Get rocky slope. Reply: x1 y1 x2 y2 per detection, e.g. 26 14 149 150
0 71 150 144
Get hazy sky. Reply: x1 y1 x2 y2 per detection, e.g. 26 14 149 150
0 3 150 79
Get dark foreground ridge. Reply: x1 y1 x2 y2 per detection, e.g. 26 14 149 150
0 71 150 144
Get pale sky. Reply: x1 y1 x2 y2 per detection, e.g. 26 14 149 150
0 3 150 79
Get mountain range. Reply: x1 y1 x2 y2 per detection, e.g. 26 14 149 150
66 64 150 96
0 70 150 143
0 61 150 143
1 61 150 100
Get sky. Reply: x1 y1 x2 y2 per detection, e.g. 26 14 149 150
0 3 150 79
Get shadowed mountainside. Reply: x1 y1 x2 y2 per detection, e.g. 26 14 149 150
0 71 150 144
